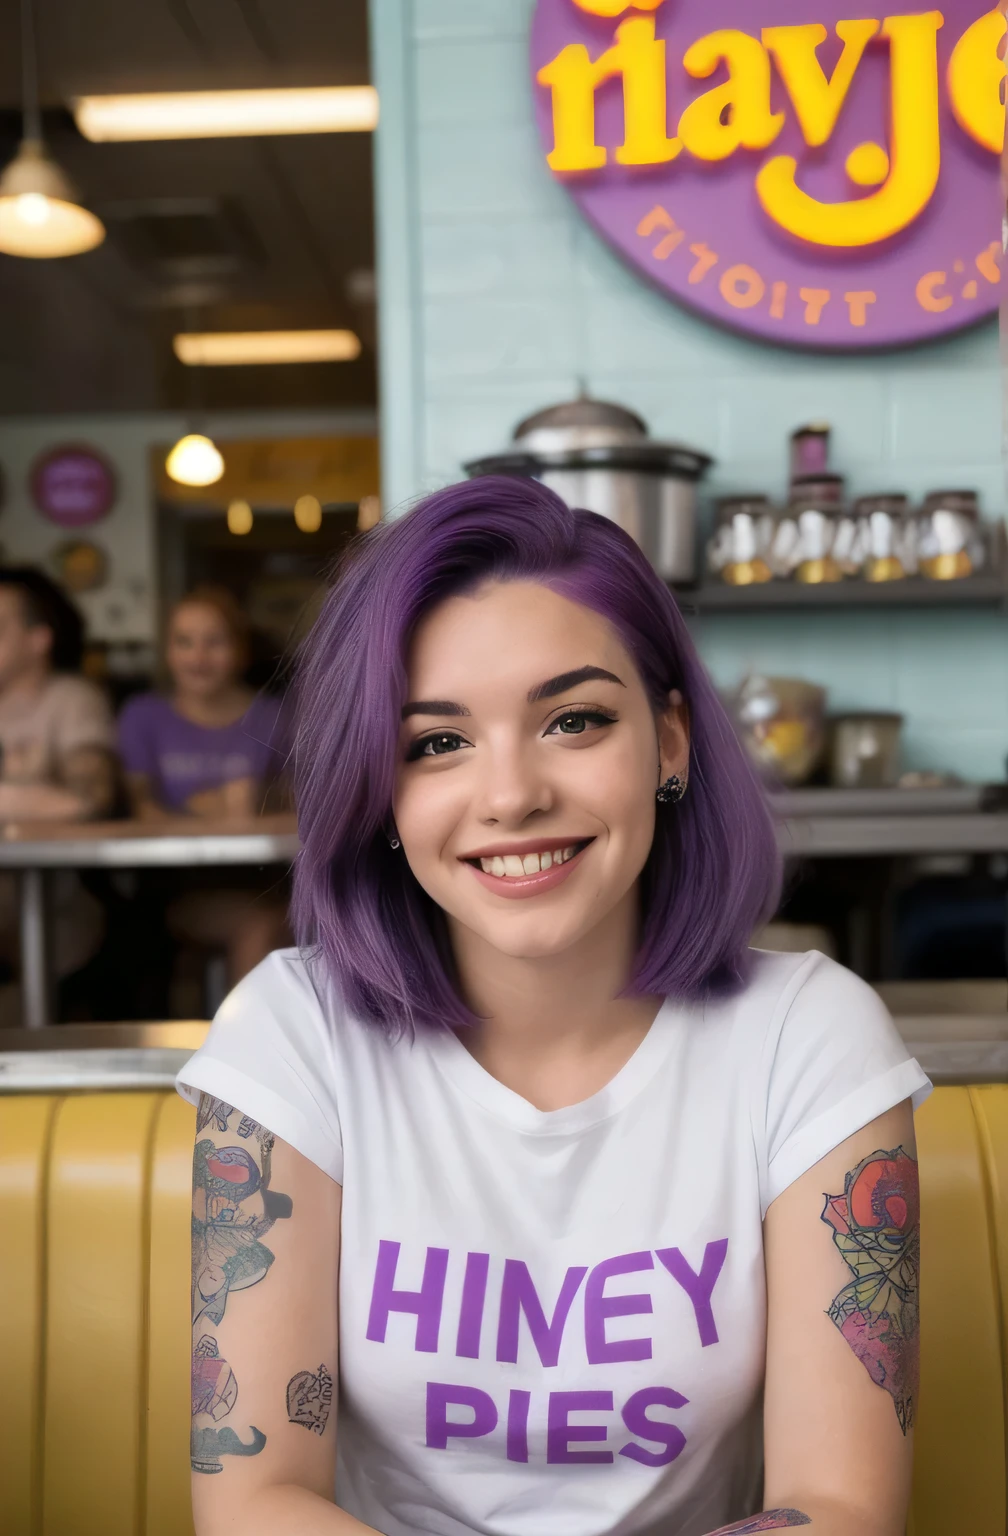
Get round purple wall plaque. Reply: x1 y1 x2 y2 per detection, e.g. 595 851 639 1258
530 0 1003 348
31 445 117 528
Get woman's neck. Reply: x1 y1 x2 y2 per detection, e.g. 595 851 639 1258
448 887 662 1111
171 682 252 728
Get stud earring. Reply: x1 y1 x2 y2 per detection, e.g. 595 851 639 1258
656 774 686 805
386 827 401 850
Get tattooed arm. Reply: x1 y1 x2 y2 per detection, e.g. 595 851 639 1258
754 1101 918 1536
189 1096 379 1536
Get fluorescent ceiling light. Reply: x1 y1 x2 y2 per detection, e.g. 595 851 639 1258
174 330 362 367
73 86 378 142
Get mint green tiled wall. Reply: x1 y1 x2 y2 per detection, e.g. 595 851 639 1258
371 0 1006 782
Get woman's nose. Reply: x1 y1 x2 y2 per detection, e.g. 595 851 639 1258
475 742 554 825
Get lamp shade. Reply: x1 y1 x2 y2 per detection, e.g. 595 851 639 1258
0 140 105 258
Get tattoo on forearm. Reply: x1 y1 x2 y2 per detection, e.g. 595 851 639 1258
822 1145 920 1434
191 1095 293 1473
708 1515 811 1534
287 1364 334 1436
191 1425 268 1474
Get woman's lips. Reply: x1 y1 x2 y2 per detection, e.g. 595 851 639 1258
464 841 591 900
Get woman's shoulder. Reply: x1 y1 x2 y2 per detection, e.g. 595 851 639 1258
117 690 171 729
748 946 891 1026
711 947 909 1077
176 948 387 1184
47 672 112 712
212 946 385 1060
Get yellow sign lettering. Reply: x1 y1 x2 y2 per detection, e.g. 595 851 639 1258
762 20 879 147
537 17 681 172
948 9 1006 152
572 0 665 13
677 30 784 161
755 12 943 247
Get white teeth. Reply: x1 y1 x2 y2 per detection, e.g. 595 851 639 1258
477 844 584 877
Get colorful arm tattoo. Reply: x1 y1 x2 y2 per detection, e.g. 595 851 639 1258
821 1145 920 1434
707 1513 811 1533
191 1096 293 1473
287 1364 334 1436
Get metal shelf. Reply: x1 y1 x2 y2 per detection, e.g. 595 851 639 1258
674 572 1008 613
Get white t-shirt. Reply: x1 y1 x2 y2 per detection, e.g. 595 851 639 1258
177 947 930 1536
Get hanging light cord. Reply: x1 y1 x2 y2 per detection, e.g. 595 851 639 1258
21 0 42 143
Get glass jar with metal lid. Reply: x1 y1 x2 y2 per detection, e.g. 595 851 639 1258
707 495 776 585
785 492 845 583
853 494 913 582
916 490 984 580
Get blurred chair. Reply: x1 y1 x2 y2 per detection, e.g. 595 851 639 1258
0 1077 1005 1536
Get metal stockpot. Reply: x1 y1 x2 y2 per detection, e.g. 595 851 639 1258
464 397 712 585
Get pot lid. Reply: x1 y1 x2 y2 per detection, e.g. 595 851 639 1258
513 396 648 441
464 440 711 480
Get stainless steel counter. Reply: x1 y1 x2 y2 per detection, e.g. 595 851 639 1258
779 811 1008 857
0 1018 1003 1091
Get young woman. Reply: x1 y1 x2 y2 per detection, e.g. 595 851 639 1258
120 587 290 985
178 479 928 1536
119 587 284 822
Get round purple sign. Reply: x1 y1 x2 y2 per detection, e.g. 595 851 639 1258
31 445 117 528
531 0 1004 348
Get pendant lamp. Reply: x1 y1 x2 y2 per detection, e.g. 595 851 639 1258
166 306 226 487
0 0 105 258
166 433 225 488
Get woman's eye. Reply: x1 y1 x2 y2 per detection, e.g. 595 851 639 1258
407 732 468 761
546 709 616 737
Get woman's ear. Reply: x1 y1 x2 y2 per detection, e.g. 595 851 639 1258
657 688 690 785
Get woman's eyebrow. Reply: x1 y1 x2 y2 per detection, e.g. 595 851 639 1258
401 699 472 720
528 666 626 702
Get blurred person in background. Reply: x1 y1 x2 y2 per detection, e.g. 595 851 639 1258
0 568 117 1011
0 568 116 821
119 586 286 821
118 586 290 987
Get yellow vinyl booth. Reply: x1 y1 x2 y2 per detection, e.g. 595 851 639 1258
1 1086 1006 1536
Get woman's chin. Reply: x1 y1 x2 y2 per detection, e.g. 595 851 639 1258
459 907 601 964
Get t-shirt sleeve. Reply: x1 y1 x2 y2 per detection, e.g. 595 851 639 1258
758 953 931 1214
54 678 116 756
117 694 159 778
175 950 344 1184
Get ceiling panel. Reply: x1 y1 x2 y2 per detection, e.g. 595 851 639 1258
0 0 374 414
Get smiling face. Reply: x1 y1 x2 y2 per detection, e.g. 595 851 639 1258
393 579 688 967
166 601 242 700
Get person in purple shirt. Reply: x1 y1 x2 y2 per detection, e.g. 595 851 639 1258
118 586 290 985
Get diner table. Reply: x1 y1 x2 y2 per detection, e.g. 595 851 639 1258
0 814 298 1030
8 791 1008 1030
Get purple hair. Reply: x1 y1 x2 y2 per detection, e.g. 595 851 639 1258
292 476 780 1031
